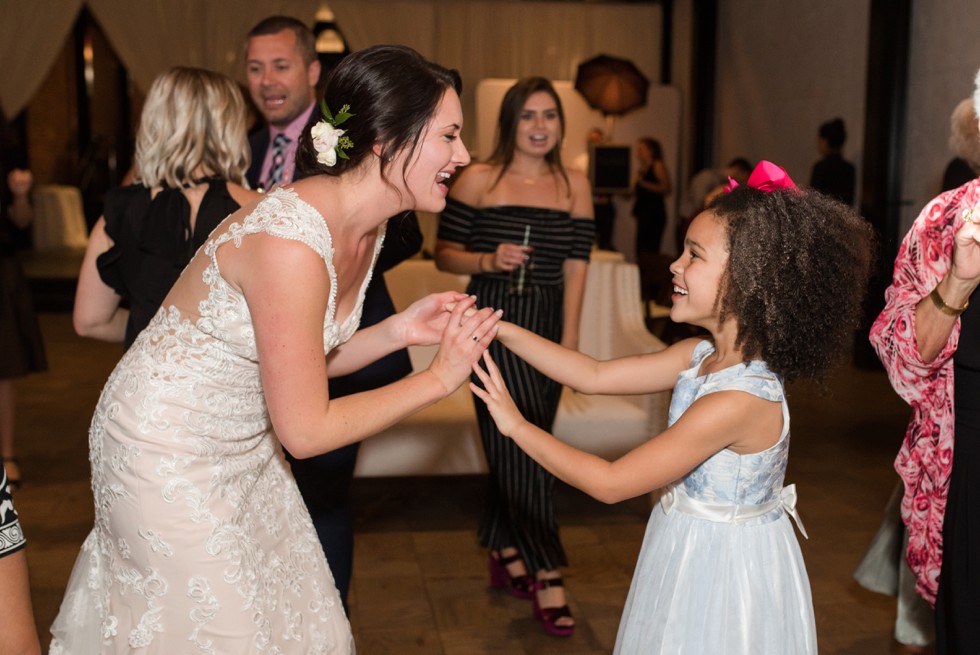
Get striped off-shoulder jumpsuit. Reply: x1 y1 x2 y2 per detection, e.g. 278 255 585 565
438 197 594 572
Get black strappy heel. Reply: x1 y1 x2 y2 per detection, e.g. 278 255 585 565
532 576 575 637
488 550 534 599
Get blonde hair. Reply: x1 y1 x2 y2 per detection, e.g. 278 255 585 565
135 67 250 188
950 97 980 169
974 66 980 122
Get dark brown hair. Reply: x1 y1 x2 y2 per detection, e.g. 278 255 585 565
296 44 462 196
638 137 663 161
707 185 873 382
246 16 316 65
818 117 847 149
487 76 570 193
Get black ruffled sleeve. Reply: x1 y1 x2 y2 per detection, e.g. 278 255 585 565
96 185 151 297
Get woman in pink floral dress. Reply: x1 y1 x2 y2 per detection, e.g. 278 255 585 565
869 66 980 655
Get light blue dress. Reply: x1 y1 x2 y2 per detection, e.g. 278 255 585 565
614 340 817 654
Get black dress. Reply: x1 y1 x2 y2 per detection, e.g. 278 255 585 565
809 154 856 206
936 297 980 654
942 158 978 193
439 197 593 572
96 180 240 348
0 210 47 379
632 165 667 257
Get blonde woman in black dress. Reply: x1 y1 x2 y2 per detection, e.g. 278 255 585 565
435 77 594 637
73 67 260 348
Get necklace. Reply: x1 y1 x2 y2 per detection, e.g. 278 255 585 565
510 169 547 185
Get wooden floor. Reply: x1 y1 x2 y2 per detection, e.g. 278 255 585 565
11 312 922 653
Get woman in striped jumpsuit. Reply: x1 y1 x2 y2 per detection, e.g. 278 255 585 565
435 77 594 637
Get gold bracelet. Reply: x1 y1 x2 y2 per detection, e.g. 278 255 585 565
930 285 969 316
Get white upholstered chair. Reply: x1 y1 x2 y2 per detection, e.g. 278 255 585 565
32 184 89 251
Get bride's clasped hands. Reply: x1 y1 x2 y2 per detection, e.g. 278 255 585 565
394 291 503 394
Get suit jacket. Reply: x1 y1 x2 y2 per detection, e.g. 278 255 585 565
247 127 423 397
246 128 270 191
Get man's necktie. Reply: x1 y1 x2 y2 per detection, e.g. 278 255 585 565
267 133 290 188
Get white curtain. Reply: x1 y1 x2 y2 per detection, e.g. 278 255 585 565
714 0 870 188
330 1 438 57
901 0 980 234
70 0 660 149
332 0 661 148
3 0 661 147
0 0 84 118
84 0 322 93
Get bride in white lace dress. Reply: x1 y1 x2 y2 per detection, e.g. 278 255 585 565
50 45 488 654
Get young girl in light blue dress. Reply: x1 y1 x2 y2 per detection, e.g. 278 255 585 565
471 161 873 654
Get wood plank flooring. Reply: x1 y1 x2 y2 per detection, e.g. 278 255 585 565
11 313 921 653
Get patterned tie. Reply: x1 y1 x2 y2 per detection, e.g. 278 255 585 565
267 133 290 188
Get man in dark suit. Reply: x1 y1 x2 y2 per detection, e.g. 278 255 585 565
244 16 319 190
244 16 423 612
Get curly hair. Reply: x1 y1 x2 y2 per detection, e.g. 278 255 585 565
707 186 873 382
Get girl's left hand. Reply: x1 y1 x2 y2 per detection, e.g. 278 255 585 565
470 350 528 437
399 291 470 346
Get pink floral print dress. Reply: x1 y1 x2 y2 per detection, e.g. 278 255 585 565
869 178 980 605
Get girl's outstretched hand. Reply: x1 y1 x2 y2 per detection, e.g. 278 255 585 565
398 291 470 346
470 350 528 437
427 296 502 393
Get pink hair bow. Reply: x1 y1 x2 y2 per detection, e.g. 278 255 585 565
725 160 796 193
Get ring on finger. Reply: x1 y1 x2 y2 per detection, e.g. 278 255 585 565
472 334 479 341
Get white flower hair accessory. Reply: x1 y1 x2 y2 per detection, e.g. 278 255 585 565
311 101 354 167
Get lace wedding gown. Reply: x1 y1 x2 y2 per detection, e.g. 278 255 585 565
50 188 378 654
